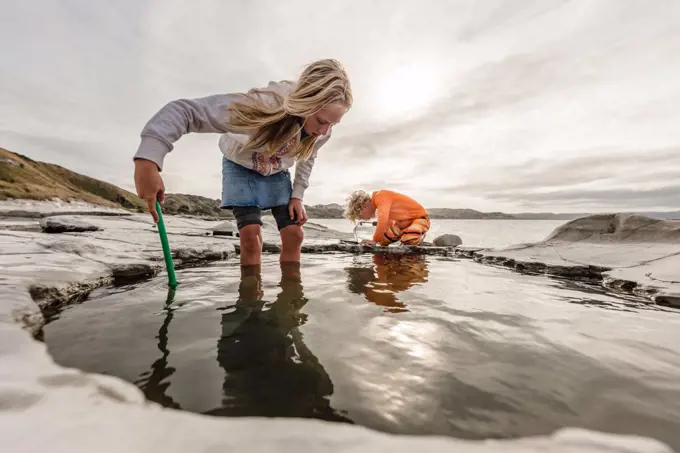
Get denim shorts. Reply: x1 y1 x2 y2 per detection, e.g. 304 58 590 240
220 156 292 209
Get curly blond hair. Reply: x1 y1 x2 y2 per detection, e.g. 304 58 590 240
344 189 372 222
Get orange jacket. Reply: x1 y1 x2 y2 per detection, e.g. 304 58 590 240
371 190 428 243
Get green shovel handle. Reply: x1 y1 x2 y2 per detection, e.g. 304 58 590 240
156 200 178 288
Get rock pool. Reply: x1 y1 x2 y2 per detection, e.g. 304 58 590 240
44 252 680 449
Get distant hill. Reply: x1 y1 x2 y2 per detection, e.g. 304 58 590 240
0 148 147 211
0 148 340 220
427 208 514 219
510 212 585 220
160 193 234 219
0 148 232 218
1 148 677 221
305 203 344 218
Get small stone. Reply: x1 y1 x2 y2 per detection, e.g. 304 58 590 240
433 234 463 247
39 217 101 233
262 242 282 253
213 221 239 237
655 293 680 309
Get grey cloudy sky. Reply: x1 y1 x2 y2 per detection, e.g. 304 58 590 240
1 0 679 212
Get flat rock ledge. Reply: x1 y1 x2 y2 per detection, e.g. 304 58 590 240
1 215 241 335
452 214 680 309
453 246 610 281
39 216 102 233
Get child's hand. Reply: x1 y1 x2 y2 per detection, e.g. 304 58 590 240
134 159 165 223
288 198 308 226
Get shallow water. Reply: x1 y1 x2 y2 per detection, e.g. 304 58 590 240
45 253 680 448
314 218 566 248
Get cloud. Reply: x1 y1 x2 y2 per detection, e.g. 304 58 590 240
449 147 680 192
0 129 108 174
492 186 680 210
2 0 680 212
328 52 583 159
442 147 680 210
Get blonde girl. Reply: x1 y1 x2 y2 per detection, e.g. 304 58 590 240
133 59 352 266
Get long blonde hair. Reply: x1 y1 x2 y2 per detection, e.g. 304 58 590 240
226 59 352 160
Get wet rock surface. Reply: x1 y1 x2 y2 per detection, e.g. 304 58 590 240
452 214 680 306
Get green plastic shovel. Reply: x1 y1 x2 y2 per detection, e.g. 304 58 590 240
155 200 178 289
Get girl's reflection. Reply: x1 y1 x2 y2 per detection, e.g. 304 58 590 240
205 262 352 424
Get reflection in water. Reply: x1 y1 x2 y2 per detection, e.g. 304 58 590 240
346 254 429 313
46 254 680 451
204 262 352 423
134 287 182 409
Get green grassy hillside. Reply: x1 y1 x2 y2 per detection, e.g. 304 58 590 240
0 148 146 211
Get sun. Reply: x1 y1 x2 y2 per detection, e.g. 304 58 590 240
374 64 440 119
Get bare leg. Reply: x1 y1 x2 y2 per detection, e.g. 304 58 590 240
279 225 304 263
239 224 263 266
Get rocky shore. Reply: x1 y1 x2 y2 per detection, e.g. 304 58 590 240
1 201 457 334
452 214 680 308
0 200 677 453
2 202 679 336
